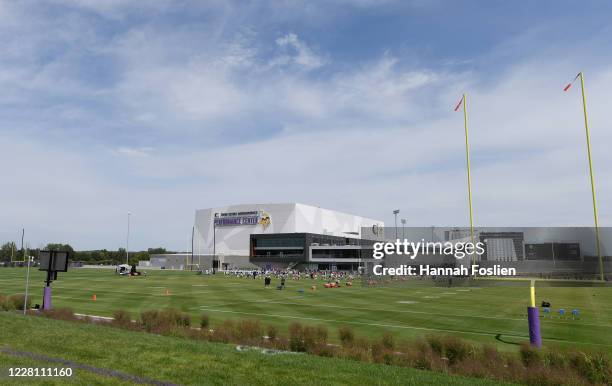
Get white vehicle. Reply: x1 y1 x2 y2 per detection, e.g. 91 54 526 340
116 264 131 275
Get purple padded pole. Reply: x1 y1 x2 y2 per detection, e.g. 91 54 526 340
527 306 541 347
43 286 52 310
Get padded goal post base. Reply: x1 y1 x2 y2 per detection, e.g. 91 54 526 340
43 286 52 310
527 306 542 347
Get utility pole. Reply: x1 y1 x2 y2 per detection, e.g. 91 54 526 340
126 212 131 265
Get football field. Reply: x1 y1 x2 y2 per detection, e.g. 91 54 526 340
1 268 611 352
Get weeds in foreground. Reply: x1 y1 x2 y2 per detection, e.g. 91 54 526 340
25 306 612 386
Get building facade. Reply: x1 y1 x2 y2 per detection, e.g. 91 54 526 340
193 203 384 270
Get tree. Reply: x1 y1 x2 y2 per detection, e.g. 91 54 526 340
0 242 17 262
45 243 74 253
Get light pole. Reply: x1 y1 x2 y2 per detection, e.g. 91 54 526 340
393 209 400 239
401 218 406 240
23 245 31 315
126 212 131 265
212 218 217 273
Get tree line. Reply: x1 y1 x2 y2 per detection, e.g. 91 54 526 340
0 243 172 266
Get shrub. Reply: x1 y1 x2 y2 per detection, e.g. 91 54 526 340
111 310 134 329
338 325 354 346
315 325 328 344
266 325 278 340
425 335 444 355
569 351 611 384
544 350 568 370
199 314 210 330
140 309 191 333
443 336 473 365
9 294 30 310
371 342 395 365
309 343 336 358
381 331 394 350
340 337 371 362
288 323 328 353
236 319 263 344
140 310 161 332
289 322 306 352
209 320 236 343
41 308 76 321
0 294 12 311
452 358 491 379
520 343 542 367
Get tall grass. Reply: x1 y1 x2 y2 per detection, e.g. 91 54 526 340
27 306 612 386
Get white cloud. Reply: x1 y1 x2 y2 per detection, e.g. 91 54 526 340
273 33 326 70
113 147 155 157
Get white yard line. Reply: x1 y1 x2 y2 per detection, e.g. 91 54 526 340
197 299 612 328
193 307 612 348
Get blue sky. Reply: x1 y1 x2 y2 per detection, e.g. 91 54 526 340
1 0 611 250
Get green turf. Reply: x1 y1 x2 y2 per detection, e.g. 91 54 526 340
1 268 611 352
0 313 510 385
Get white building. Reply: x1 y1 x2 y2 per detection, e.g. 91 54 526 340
193 203 384 270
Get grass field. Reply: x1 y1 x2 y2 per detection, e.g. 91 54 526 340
0 313 509 385
1 267 611 352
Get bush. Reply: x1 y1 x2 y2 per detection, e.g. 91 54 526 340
443 337 473 365
371 342 395 365
266 325 278 340
140 309 191 333
340 337 371 362
40 308 76 321
111 310 134 329
544 350 568 370
520 343 542 367
338 325 354 346
315 325 328 344
236 319 263 344
199 314 210 330
288 323 328 353
413 339 445 371
569 351 611 384
209 320 236 343
381 331 394 350
0 294 12 311
425 335 444 355
289 322 307 352
9 294 30 311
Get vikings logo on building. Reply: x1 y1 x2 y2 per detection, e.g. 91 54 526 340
258 211 271 230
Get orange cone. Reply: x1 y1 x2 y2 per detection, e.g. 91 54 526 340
92 294 97 301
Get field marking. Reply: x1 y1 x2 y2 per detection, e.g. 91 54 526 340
397 301 418 304
192 296 306 309
194 307 612 348
200 299 612 329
